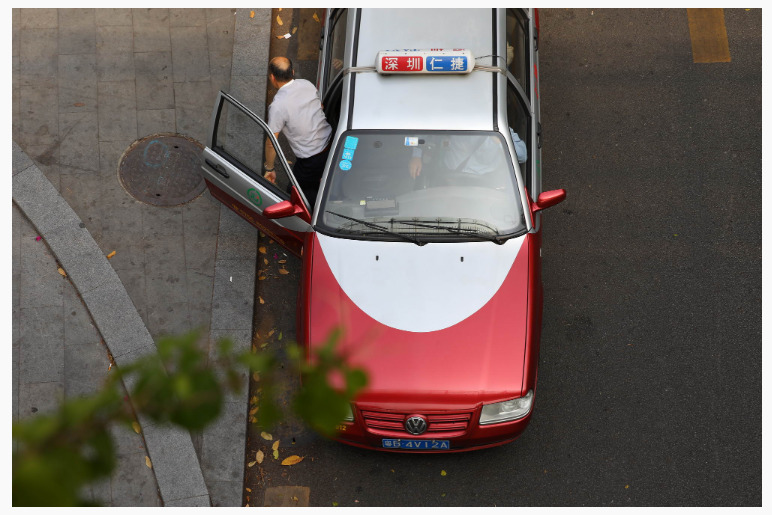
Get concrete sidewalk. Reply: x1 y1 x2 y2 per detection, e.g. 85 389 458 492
12 8 271 506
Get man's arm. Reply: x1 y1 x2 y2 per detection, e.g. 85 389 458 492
409 147 423 178
263 132 280 184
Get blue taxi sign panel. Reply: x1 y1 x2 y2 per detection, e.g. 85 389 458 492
376 49 474 74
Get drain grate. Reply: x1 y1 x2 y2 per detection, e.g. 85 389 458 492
118 134 206 207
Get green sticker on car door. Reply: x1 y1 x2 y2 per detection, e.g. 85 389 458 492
247 188 262 207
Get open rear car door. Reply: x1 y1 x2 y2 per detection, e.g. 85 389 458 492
200 91 312 257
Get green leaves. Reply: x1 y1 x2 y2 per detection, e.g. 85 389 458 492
12 327 368 506
289 330 368 436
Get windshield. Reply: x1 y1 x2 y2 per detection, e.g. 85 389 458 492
317 131 526 243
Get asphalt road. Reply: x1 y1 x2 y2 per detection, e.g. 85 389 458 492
244 8 761 507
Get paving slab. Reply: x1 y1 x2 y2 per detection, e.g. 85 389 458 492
58 110 99 169
94 8 132 27
170 26 211 83
58 8 96 55
18 305 65 385
132 9 172 53
134 51 175 111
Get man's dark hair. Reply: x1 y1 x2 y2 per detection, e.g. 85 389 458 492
269 57 294 83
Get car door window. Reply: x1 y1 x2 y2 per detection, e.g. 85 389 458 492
506 80 532 196
214 95 295 202
506 8 530 100
325 8 348 93
322 76 343 135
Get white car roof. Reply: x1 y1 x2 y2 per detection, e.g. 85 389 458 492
350 8 497 131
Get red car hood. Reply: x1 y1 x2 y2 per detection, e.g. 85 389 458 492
307 232 531 406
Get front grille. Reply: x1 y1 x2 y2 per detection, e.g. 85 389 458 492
361 410 473 437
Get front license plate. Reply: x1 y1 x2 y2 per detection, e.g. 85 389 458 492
382 439 450 450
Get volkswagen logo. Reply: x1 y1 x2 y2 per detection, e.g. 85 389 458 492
405 415 428 435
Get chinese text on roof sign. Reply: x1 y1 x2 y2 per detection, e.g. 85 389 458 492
376 49 474 74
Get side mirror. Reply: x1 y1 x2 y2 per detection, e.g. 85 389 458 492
262 186 312 224
531 189 566 214
263 200 297 219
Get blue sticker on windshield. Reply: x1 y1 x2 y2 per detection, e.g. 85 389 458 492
339 160 352 171
342 148 355 160
344 136 359 150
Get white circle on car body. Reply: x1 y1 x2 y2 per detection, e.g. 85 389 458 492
316 233 526 333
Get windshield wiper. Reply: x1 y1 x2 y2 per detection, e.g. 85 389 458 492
397 219 506 244
326 211 425 246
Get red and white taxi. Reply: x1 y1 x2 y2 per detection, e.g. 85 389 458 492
201 8 565 452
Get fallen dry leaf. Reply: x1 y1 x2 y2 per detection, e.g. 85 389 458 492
261 431 273 441
267 329 275 337
278 332 283 341
313 12 320 23
279 268 289 275
278 259 287 264
249 406 259 416
441 470 447 476
106 250 116 259
246 488 252 493
145 456 152 469
276 15 283 25
281 455 304 466
132 421 141 434
253 372 260 381
273 449 279 460
259 297 265 304
247 461 256 467
250 11 254 18
259 246 267 254
272 440 280 451
263 258 268 265
257 450 264 464
292 27 297 34
57 267 67 277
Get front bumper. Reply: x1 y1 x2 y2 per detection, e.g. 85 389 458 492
333 403 534 453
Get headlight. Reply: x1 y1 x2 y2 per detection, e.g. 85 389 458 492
479 390 533 425
343 403 354 422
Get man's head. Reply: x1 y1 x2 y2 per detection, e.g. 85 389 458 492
268 57 294 87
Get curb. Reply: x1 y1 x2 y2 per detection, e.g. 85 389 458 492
12 141 211 507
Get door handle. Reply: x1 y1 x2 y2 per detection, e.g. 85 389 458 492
205 159 230 179
537 122 542 149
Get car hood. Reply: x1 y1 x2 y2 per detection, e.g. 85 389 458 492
308 232 532 405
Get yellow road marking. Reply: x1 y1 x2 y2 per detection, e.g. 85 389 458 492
263 486 311 506
687 8 731 63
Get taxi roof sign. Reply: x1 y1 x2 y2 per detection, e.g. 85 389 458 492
376 49 474 74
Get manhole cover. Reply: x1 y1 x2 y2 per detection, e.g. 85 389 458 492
118 134 206 206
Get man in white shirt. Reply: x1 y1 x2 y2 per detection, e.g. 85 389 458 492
263 57 332 208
